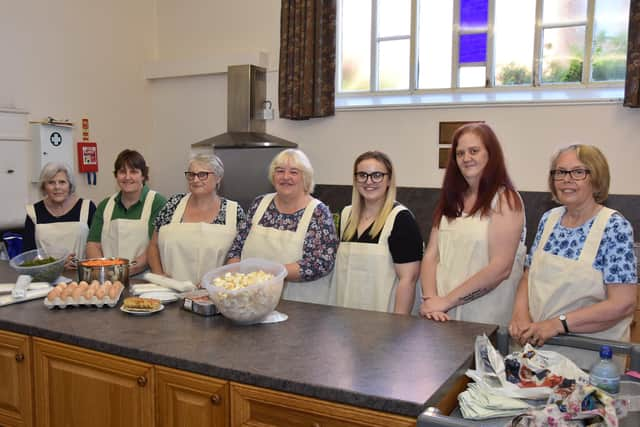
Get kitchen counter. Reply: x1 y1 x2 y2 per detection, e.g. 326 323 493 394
0 262 496 418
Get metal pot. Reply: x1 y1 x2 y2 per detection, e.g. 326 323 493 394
77 258 135 286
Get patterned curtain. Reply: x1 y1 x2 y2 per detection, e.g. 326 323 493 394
624 0 640 107
279 0 336 120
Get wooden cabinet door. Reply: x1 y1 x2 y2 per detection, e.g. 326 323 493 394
33 338 154 427
0 330 33 427
156 366 228 427
230 383 415 427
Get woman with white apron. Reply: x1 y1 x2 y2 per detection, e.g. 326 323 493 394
420 123 525 326
23 162 96 269
227 149 338 305
86 149 166 276
510 145 637 369
330 151 422 314
147 154 245 285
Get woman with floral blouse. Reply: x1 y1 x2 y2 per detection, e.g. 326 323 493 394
509 144 638 369
227 149 338 304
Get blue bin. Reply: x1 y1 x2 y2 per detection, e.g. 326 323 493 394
2 232 23 259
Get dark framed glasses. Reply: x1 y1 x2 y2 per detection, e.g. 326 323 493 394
185 171 215 181
354 171 388 183
550 169 590 181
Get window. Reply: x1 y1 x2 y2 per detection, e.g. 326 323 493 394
337 0 630 97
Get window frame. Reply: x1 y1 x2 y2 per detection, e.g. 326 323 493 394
336 0 627 102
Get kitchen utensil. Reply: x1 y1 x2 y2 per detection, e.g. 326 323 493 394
77 257 134 286
202 258 286 325
9 248 68 283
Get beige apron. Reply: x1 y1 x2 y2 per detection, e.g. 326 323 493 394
528 206 631 369
241 193 331 304
26 199 91 258
101 190 156 260
158 194 237 285
436 197 526 326
330 205 406 312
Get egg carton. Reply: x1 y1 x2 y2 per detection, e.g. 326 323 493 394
44 287 124 309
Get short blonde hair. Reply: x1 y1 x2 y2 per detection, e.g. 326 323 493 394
548 144 610 203
39 162 75 196
268 149 315 194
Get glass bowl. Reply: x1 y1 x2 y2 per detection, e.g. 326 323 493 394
202 258 286 325
9 248 68 283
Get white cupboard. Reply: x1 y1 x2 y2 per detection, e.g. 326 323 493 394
0 108 30 229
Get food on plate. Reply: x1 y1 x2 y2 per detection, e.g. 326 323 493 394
20 256 57 267
123 297 161 310
212 270 274 291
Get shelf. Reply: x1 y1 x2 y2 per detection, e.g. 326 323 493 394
144 51 271 80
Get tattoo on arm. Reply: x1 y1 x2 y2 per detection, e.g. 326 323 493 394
459 288 489 304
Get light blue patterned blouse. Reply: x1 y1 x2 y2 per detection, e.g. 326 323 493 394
526 209 638 284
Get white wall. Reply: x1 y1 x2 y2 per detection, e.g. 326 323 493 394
0 0 157 209
1 0 638 229
149 0 640 196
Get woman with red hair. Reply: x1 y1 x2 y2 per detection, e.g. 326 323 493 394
419 123 525 326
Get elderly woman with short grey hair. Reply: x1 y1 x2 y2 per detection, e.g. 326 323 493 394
23 162 96 269
147 154 246 285
227 149 338 304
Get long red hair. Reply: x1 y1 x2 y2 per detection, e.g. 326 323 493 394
433 123 521 226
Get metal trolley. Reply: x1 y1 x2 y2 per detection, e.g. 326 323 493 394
417 328 640 427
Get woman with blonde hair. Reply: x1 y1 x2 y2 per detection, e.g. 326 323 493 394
510 144 637 368
227 149 338 304
147 154 246 285
331 151 423 313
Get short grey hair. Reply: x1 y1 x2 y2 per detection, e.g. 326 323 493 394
189 153 224 179
39 162 75 196
268 149 315 194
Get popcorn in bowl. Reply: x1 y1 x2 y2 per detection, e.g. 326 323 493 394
202 258 286 325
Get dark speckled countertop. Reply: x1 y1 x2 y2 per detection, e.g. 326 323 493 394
0 262 496 417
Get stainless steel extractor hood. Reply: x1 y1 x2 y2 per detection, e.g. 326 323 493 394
191 65 297 149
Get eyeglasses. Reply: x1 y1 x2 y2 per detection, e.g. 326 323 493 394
354 171 388 183
184 171 215 181
550 169 590 181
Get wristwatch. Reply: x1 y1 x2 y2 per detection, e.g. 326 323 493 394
559 314 570 334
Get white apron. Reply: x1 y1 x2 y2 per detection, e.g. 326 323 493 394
528 206 631 369
331 205 406 312
158 194 237 285
26 199 91 259
436 197 526 326
101 190 156 260
241 193 331 304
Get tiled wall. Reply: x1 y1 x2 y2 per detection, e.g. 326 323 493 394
314 184 640 248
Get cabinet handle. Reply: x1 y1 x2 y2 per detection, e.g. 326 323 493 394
137 376 147 387
210 394 221 405
6 169 14 174
15 352 24 362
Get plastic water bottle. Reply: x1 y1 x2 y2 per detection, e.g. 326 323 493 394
589 345 620 394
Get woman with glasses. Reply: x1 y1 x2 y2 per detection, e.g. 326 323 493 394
330 151 423 314
23 162 96 269
86 150 166 275
420 123 526 326
509 145 637 368
147 154 246 285
227 149 338 304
